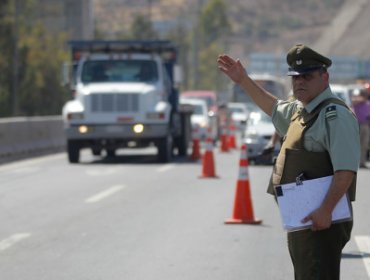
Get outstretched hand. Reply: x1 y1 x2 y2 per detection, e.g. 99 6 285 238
217 54 247 84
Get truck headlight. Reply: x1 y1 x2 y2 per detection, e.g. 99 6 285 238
199 120 208 128
78 125 89 134
133 124 144 134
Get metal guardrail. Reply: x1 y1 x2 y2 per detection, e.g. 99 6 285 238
0 116 65 163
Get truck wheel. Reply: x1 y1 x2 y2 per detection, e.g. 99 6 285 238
176 112 191 156
106 149 116 158
176 135 188 156
67 140 80 163
92 148 102 156
157 134 173 163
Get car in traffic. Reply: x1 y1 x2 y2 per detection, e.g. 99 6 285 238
345 83 369 97
243 109 280 164
330 84 353 107
227 102 249 132
181 90 218 114
180 98 215 140
180 90 219 140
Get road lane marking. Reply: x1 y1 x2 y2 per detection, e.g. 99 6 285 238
157 164 174 173
354 235 370 278
85 185 125 203
11 166 40 174
0 154 64 173
85 168 118 176
0 233 31 252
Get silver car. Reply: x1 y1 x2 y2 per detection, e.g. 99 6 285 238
243 109 280 164
227 102 249 132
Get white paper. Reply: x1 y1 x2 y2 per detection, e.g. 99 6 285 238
275 175 352 231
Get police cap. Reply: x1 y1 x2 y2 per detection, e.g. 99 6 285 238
286 44 332 76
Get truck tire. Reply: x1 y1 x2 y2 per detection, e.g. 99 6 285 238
92 148 102 156
67 140 80 163
157 134 173 163
176 111 191 156
106 149 116 158
175 135 188 156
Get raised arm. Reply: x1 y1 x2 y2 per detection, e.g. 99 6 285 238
217 54 278 116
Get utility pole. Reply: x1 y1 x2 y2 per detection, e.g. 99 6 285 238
148 1 152 26
149 0 152 20
147 0 153 39
12 0 20 116
191 0 203 89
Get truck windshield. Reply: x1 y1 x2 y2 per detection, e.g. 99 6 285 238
81 60 158 83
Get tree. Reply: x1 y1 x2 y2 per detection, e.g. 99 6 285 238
194 0 231 91
199 0 230 48
129 13 158 40
0 0 14 116
0 0 69 117
166 18 192 91
17 22 69 115
198 42 224 91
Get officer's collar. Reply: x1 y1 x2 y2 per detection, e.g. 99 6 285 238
304 87 334 113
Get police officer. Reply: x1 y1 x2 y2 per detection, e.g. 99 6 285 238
217 44 360 280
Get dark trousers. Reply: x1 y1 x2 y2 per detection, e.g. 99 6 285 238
287 220 353 280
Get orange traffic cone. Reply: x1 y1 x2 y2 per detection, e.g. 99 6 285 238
191 126 202 161
225 144 262 224
228 122 237 149
199 135 218 178
220 126 230 152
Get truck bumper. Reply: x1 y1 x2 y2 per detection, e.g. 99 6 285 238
65 123 169 140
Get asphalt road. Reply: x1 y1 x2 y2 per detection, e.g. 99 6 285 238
0 146 370 280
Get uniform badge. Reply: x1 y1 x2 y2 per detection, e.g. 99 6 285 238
325 105 337 120
296 60 302 65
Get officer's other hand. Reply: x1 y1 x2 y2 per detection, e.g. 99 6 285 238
301 207 332 231
217 55 246 84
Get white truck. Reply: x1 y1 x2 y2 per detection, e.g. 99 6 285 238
62 40 191 163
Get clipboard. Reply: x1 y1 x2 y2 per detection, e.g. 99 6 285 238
275 175 352 231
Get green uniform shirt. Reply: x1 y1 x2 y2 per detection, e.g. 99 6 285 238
272 87 360 172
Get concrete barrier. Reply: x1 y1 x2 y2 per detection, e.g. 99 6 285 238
0 116 65 163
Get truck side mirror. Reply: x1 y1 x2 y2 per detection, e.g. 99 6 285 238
174 65 183 85
62 62 71 87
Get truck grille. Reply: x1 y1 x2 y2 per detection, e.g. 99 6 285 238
90 93 139 113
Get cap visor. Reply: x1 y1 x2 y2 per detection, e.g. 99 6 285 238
287 70 301 76
287 65 324 76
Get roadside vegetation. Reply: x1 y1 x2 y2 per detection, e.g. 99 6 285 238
0 0 70 117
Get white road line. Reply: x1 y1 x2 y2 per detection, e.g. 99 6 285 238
355 235 370 278
85 185 125 203
157 164 174 173
0 154 64 173
85 168 118 176
0 233 31 252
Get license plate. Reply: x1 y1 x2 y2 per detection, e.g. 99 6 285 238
105 126 125 133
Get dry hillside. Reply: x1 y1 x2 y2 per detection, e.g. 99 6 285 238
94 0 346 56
